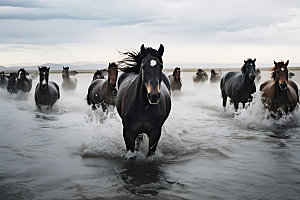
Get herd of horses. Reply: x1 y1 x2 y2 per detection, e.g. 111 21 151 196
0 44 299 157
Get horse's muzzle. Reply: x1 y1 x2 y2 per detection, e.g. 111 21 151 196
249 74 255 81
280 82 287 90
147 93 161 104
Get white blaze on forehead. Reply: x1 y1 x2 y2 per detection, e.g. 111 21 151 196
150 60 157 67
281 68 285 71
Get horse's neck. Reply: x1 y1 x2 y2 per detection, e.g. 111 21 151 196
136 74 148 109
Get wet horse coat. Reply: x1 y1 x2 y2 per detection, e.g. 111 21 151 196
220 58 256 110
35 67 60 109
16 68 32 93
116 44 171 156
260 60 299 116
168 67 182 91
87 63 118 111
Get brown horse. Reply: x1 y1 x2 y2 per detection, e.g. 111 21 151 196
193 69 208 83
260 60 299 116
87 63 118 111
210 69 221 83
168 67 182 91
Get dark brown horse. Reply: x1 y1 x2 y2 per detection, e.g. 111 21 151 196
116 44 171 157
193 69 208 83
168 67 182 91
87 63 118 111
260 60 299 116
210 69 221 83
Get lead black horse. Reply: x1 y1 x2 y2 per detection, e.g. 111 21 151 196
116 44 171 156
34 66 60 109
16 68 32 93
220 58 256 110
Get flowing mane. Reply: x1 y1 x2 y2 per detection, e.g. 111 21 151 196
118 45 163 73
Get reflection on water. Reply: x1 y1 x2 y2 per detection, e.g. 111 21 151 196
0 72 299 199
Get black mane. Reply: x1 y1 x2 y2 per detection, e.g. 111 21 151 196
118 45 163 73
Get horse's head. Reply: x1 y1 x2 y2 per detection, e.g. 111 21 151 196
108 62 118 87
173 67 181 80
272 60 289 90
8 73 17 83
62 66 69 78
93 70 105 81
17 68 26 80
0 71 5 79
242 58 256 81
211 69 216 75
38 66 50 89
140 44 164 105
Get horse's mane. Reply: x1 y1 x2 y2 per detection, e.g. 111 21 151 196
118 46 163 73
172 67 180 76
271 61 285 79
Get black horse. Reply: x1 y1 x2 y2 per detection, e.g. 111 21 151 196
16 68 32 93
34 66 60 109
210 69 222 83
0 71 8 89
92 70 105 81
87 63 118 111
116 44 171 156
61 67 77 91
220 58 256 110
7 73 18 94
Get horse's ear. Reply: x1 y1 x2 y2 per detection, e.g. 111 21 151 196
253 58 256 62
140 44 146 55
244 60 247 64
47 67 50 71
158 44 164 57
285 60 289 66
274 60 277 66
38 66 40 70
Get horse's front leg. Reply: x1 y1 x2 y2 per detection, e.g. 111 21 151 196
147 128 162 157
123 127 136 153
234 102 239 111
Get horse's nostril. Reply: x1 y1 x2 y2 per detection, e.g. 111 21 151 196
280 82 287 89
147 93 161 104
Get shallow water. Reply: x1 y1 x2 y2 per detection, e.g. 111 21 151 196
0 70 300 200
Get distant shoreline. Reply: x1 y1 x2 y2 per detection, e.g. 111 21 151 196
2 67 300 74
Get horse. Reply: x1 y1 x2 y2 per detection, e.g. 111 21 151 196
61 67 77 91
92 70 105 81
7 73 18 94
220 58 256 110
0 71 8 89
255 68 262 84
260 60 299 116
16 68 32 93
168 67 182 91
210 69 222 83
116 44 171 157
87 63 118 111
34 66 60 109
193 69 208 83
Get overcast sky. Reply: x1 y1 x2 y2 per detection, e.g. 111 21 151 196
1 0 300 67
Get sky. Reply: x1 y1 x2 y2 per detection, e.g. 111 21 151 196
1 0 300 68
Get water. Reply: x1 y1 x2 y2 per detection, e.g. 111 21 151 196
0 71 300 200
